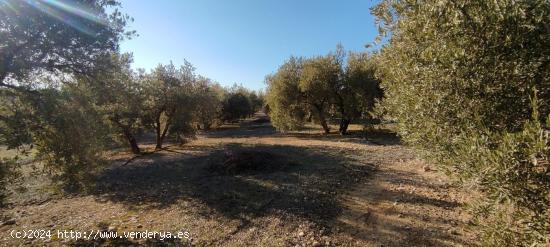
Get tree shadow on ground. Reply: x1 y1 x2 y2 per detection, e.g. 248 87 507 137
279 128 402 146
203 123 277 138
334 165 470 246
86 142 466 246
91 144 371 228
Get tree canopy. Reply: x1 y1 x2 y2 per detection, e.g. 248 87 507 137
0 0 134 91
372 0 549 245
266 48 382 134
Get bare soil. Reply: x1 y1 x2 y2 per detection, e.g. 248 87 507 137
0 114 476 246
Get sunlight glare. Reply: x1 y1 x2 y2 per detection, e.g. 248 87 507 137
25 0 108 35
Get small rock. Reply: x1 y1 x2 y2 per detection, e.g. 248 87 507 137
312 241 321 247
107 226 117 232
298 231 305 237
2 219 16 226
136 224 143 228
423 165 431 172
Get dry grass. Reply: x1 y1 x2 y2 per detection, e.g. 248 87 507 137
0 115 476 246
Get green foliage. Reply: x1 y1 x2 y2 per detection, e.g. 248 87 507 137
300 55 339 133
80 53 145 154
223 85 265 118
36 88 109 191
0 0 132 192
142 61 198 149
266 49 382 134
222 92 252 122
2 88 109 191
345 52 383 121
0 90 33 149
248 90 265 113
0 0 133 90
0 157 18 205
193 77 224 130
465 112 549 246
372 0 549 245
265 57 307 131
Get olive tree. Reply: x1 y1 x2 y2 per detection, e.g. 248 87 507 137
372 0 549 245
0 0 131 190
265 57 307 131
343 52 383 131
0 0 133 91
193 77 224 130
142 62 196 150
221 84 254 122
267 49 382 135
0 86 110 191
221 93 252 122
299 56 339 133
248 90 265 113
80 53 144 154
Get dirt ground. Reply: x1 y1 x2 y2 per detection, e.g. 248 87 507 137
0 114 476 246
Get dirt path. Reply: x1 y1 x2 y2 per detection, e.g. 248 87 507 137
0 116 475 246
336 157 474 246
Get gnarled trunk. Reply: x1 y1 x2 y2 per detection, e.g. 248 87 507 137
113 119 141 154
124 130 141 154
154 112 172 150
313 104 330 134
339 118 351 135
155 115 163 150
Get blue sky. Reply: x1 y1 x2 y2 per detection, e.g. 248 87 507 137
119 0 379 91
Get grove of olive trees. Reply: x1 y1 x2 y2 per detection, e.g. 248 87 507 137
266 47 382 135
0 0 263 191
0 0 547 246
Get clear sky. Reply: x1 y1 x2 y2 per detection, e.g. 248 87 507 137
119 0 379 91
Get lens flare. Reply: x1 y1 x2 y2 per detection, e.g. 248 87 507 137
0 0 17 13
24 0 108 36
